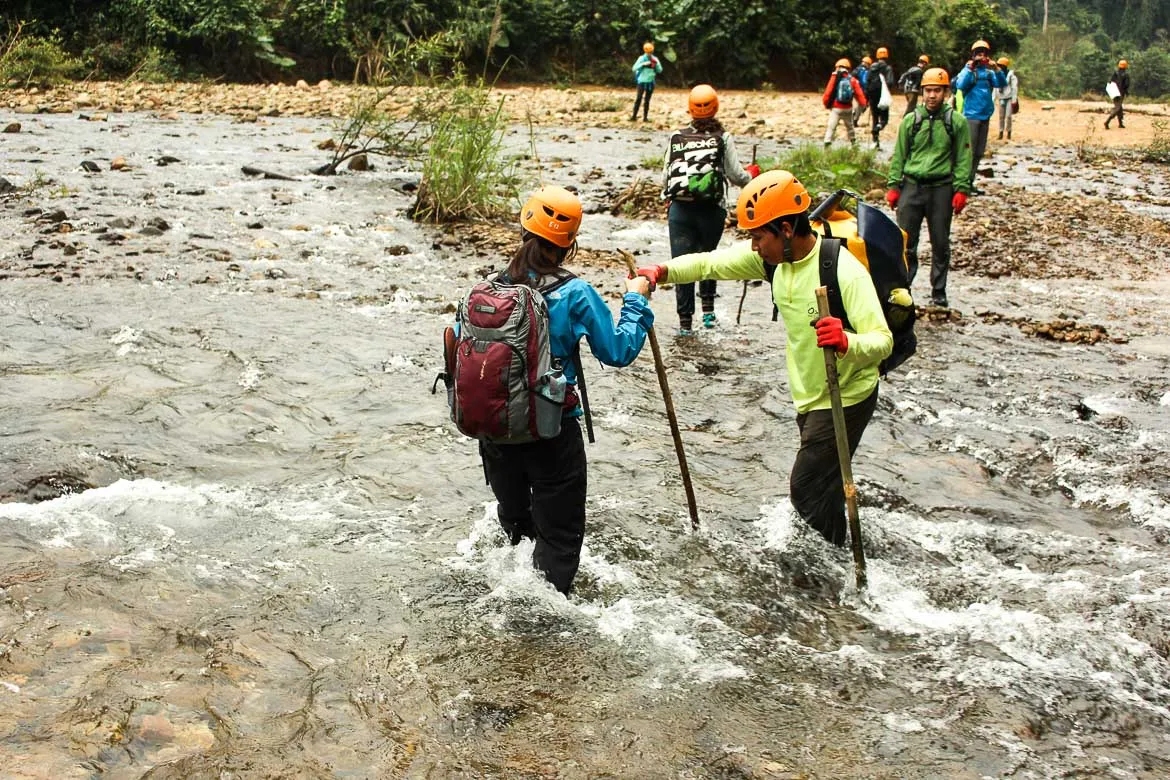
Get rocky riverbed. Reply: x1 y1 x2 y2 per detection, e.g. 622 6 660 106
1 93 1169 779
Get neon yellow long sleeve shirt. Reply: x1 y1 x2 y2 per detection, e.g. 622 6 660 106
666 235 892 413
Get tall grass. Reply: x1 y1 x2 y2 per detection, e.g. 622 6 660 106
411 80 519 223
758 144 888 197
1142 120 1170 164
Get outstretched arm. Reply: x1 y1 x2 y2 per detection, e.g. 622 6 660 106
572 284 653 368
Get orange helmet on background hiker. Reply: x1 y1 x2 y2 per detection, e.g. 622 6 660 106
876 47 889 59
1118 60 1128 69
918 54 930 65
737 170 810 230
921 68 950 87
997 57 1011 67
688 84 719 119
643 42 654 54
862 56 873 66
835 58 851 70
520 186 581 248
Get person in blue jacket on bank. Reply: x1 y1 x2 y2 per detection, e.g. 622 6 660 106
953 39 1006 194
631 42 663 122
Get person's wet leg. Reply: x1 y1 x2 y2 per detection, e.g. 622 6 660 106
527 420 587 594
480 441 536 544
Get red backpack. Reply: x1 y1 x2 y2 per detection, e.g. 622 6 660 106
434 273 576 443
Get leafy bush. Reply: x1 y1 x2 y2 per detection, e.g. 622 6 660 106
0 25 83 86
1142 121 1170 164
411 79 520 223
760 144 888 198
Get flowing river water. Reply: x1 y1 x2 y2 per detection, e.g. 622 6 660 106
2 112 1169 778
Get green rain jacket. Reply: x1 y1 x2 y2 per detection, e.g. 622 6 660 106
666 235 892 413
887 104 974 194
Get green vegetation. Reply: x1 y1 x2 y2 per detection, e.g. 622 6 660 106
1142 121 1170 164
759 145 888 198
0 22 83 86
577 96 623 113
3 1 1167 97
409 79 519 223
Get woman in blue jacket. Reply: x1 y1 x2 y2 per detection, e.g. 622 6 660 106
953 40 1006 192
479 186 654 594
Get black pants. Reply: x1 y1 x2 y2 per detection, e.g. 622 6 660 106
967 118 990 186
1105 96 1124 127
871 106 890 141
480 418 587 594
904 93 919 116
632 83 655 120
789 386 878 547
668 200 726 324
897 178 954 303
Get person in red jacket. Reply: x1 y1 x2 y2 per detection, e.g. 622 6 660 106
823 58 867 147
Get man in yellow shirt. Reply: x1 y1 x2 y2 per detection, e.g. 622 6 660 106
636 171 892 546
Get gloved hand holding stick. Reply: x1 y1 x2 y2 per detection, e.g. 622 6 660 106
815 286 868 590
619 249 700 530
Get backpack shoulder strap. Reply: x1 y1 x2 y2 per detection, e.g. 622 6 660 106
906 109 926 162
539 269 577 295
817 237 853 331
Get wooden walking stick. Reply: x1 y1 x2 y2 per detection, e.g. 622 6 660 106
815 286 868 590
618 249 700 530
736 144 760 325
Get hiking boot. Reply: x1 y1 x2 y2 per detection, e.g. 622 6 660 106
1104 120 1110 129
997 131 1003 140
702 312 717 329
1118 122 1125 129
678 317 693 334
677 327 694 337
930 295 948 308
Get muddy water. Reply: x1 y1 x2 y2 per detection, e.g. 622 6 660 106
1 113 1169 779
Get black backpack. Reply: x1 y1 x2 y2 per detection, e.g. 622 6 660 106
663 128 726 204
764 190 916 376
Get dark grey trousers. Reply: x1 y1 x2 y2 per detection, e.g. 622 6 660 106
669 200 726 323
1105 97 1124 126
897 178 954 302
790 387 879 547
967 118 990 186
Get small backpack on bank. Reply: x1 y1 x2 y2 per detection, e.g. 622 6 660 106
433 273 577 443
663 129 726 204
834 74 855 104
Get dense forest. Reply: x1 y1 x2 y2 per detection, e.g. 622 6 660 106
2 0 1168 98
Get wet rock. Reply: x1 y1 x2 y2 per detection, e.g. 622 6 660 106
80 160 101 173
265 267 288 279
2 122 19 133
242 165 297 181
347 153 371 171
385 245 411 256
317 138 337 150
247 222 264 229
296 79 310 90
42 210 68 224
178 188 205 196
109 217 134 229
254 238 277 249
156 155 181 166
15 104 38 114
318 80 332 90
0 177 15 194
110 156 129 171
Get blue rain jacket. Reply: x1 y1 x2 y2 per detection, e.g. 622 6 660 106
954 65 1006 121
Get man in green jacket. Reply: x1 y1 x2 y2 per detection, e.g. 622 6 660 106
885 67 973 308
635 170 892 547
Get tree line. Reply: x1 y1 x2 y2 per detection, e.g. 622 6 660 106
2 0 1168 98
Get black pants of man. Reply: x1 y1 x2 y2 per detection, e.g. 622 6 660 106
632 83 655 120
904 93 919 116
967 118 990 188
871 106 890 144
789 386 878 547
1105 97 1125 128
480 418 587 594
669 200 726 330
897 178 954 304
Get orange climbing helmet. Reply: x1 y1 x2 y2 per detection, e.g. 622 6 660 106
918 54 930 65
643 42 654 54
520 186 582 248
862 56 873 66
1118 59 1128 69
737 170 810 230
971 40 991 53
876 47 889 59
921 68 951 87
835 58 851 70
997 57 1011 67
688 84 719 119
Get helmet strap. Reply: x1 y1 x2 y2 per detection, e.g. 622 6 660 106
780 227 795 263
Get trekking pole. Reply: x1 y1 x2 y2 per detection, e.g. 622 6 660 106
815 286 868 590
737 145 759 325
618 249 700 531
